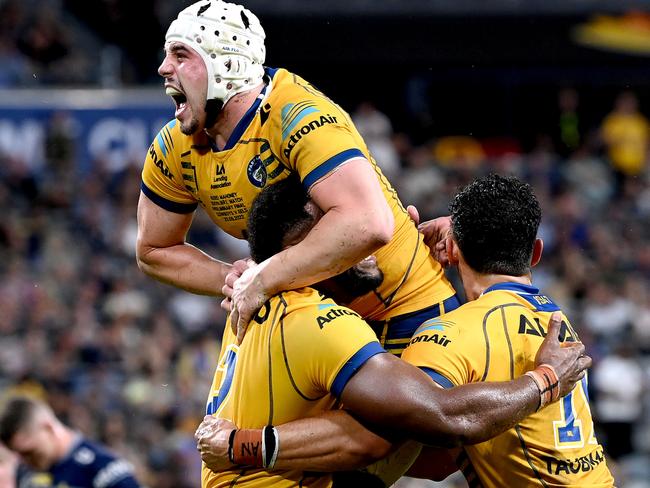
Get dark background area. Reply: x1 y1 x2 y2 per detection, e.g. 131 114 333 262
258 13 650 144
51 1 650 143
2 1 650 487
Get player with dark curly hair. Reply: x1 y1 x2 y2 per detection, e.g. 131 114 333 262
400 175 614 486
194 174 593 488
449 174 542 276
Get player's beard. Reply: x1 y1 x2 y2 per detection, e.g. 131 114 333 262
330 262 384 299
179 113 200 135
178 100 222 135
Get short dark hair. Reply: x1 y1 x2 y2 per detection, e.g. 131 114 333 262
247 173 312 263
0 397 38 445
450 174 541 276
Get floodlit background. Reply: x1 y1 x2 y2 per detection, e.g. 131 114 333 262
1 1 650 486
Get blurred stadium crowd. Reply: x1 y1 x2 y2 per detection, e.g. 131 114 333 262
1 0 650 487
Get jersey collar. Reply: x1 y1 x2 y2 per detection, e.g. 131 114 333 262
483 282 539 296
483 281 561 312
220 67 276 151
50 433 83 470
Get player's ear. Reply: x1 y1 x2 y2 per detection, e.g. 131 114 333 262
531 238 543 268
447 237 460 267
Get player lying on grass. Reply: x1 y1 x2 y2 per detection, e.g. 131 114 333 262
194 174 592 487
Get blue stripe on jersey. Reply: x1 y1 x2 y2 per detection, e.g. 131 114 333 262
141 182 198 214
420 367 455 389
383 295 461 341
281 102 319 140
155 119 176 157
157 132 168 157
221 84 268 151
302 148 365 189
265 66 279 79
483 282 560 312
331 342 385 398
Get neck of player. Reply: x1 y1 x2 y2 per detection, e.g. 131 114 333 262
459 262 532 302
204 82 266 149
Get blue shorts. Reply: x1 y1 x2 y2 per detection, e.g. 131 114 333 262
368 295 461 356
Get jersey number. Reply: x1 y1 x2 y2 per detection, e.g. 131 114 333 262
206 345 239 415
552 374 597 449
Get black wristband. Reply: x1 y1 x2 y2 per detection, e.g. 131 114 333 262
263 425 275 468
262 425 280 469
228 429 237 464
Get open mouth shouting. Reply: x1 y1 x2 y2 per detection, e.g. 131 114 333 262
166 86 188 118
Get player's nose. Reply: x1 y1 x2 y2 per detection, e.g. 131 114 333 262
158 55 173 78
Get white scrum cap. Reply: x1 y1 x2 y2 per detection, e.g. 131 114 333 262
165 1 266 105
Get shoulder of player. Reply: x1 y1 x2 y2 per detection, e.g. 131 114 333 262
57 439 124 472
149 119 195 159
410 300 487 339
63 438 121 469
407 315 459 350
405 300 496 354
245 290 327 329
276 287 342 311
277 289 363 325
491 285 564 316
266 67 309 101
70 440 137 485
266 70 339 125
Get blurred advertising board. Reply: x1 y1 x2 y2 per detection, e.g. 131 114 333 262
0 88 172 174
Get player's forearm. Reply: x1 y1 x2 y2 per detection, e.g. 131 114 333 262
259 206 391 295
398 382 539 447
136 242 231 296
429 375 539 445
340 355 540 449
361 376 538 448
228 377 537 471
272 411 392 471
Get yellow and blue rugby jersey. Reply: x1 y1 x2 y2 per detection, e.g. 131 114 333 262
141 67 455 322
202 287 385 488
401 282 614 488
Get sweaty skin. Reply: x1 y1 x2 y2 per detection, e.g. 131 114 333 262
195 313 590 475
139 42 396 339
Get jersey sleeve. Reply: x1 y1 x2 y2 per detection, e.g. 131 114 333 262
401 315 480 389
272 93 368 190
284 302 385 398
93 458 141 488
140 119 198 213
